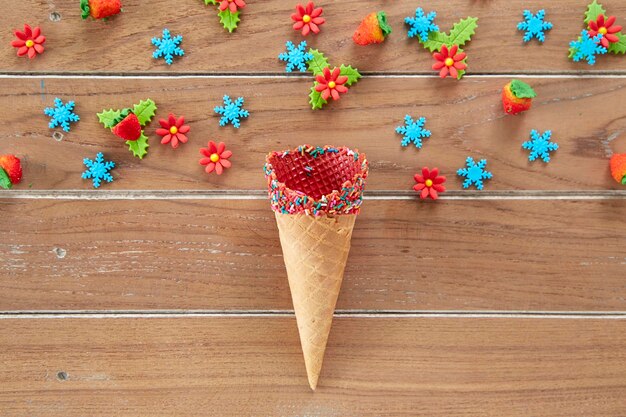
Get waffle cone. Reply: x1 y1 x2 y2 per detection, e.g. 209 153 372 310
275 212 357 390
264 145 368 389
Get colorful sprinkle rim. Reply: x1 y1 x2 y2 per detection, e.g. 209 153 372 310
264 145 369 216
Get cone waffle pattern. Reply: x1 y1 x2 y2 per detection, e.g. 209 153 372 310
275 212 356 390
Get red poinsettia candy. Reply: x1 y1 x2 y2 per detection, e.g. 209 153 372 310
413 167 446 200
219 0 246 13
157 113 190 149
432 44 466 79
200 141 232 175
292 2 325 36
588 14 622 48
12 24 45 59
315 67 348 101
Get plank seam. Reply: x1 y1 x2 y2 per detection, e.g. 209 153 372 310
2 73 626 79
1 311 626 319
1 190 626 200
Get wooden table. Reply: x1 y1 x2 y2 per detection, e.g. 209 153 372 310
1 1 626 415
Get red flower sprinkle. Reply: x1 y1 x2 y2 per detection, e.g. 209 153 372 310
432 44 466 79
588 14 622 48
11 24 45 59
199 141 232 175
315 67 348 101
413 167 446 200
218 0 246 13
156 113 190 149
292 2 325 36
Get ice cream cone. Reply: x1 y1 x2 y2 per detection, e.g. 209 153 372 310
264 145 368 390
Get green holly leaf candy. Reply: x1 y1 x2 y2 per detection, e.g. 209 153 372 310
309 84 327 110
420 31 451 52
608 32 626 54
339 65 361 86
204 0 217 4
97 109 122 129
447 17 479 48
127 132 149 159
584 0 606 24
306 49 330 76
218 9 240 32
132 99 157 126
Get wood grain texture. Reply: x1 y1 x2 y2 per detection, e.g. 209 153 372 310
2 0 625 411
2 77 626 191
2 198 625 311
1 317 626 416
2 0 626 74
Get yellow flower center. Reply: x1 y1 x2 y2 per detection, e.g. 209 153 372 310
425 179 433 187
303 14 311 23
599 27 608 35
25 40 34 48
328 81 336 89
210 153 220 163
444 57 454 67
169 126 178 134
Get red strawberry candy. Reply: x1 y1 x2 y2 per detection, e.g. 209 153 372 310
502 79 536 115
112 113 142 141
0 154 23 189
610 154 626 185
353 11 392 45
81 0 122 20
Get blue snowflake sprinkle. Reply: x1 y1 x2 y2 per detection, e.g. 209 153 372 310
517 9 553 43
81 152 115 189
152 28 184 65
395 115 431 149
214 95 249 128
522 129 558 163
405 7 438 41
569 30 607 65
457 157 493 190
278 41 313 73
44 98 80 132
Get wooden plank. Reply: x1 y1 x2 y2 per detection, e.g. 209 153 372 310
2 198 625 311
2 77 626 191
2 0 626 74
1 316 625 416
